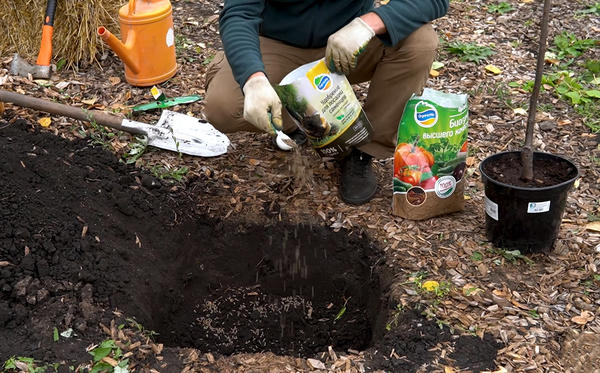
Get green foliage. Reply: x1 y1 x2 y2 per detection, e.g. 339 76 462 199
89 340 129 373
576 2 600 16
334 297 350 322
56 58 67 72
489 248 534 265
122 136 148 164
446 41 495 63
3 356 48 373
551 31 598 60
471 251 483 261
487 2 514 14
150 165 189 182
125 317 159 339
79 119 117 149
385 304 405 331
528 309 540 319
512 61 600 132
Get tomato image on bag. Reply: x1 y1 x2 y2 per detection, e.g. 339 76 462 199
392 88 469 220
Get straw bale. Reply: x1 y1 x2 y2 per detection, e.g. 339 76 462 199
0 0 122 68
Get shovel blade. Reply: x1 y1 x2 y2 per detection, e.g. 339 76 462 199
122 110 230 157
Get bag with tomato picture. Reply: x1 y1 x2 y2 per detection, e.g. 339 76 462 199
392 88 469 219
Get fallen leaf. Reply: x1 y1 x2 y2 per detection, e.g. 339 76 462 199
380 0 390 3
463 284 483 296
445 367 456 373
307 358 326 370
571 310 594 325
485 64 502 75
544 51 560 65
101 356 118 367
586 221 600 232
431 61 445 70
249 159 260 166
430 69 440 77
513 108 527 115
0 102 4 114
34 79 52 87
82 97 97 106
482 367 508 373
55 81 70 90
38 117 52 127
557 119 572 126
109 76 121 86
466 156 476 166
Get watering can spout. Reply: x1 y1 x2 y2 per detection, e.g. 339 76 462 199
98 27 140 74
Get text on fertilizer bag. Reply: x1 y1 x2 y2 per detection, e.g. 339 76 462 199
422 114 468 140
319 85 345 115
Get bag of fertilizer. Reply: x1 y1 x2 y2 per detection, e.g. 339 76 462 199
275 59 373 159
392 88 469 220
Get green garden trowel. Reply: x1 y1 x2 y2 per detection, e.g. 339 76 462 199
133 86 201 113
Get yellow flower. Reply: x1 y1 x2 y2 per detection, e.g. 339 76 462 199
422 280 439 292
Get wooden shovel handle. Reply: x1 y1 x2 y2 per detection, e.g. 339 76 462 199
0 89 142 134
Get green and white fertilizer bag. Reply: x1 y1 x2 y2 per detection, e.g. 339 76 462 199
392 88 469 220
275 59 373 158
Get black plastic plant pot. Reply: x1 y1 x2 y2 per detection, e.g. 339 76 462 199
480 151 579 253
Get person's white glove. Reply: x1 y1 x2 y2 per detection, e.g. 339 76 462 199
326 17 375 75
242 74 283 134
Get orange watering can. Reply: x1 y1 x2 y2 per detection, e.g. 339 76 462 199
98 0 177 86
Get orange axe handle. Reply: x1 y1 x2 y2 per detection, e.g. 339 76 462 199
36 0 58 66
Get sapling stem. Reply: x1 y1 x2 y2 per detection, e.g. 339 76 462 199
521 0 552 181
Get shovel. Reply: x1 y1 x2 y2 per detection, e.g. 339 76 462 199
0 89 230 157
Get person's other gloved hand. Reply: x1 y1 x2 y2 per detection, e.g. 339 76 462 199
242 74 283 134
326 17 375 75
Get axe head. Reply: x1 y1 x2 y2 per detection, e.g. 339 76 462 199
10 54 51 79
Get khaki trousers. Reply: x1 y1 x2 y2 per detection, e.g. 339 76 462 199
204 24 438 159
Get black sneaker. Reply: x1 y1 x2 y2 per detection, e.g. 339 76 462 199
339 148 377 205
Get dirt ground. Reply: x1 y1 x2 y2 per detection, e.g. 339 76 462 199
1 0 599 372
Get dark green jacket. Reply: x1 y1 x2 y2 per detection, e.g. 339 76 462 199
219 0 449 88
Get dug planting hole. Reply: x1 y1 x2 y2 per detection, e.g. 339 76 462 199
125 221 386 356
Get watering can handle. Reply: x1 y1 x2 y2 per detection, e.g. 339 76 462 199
128 0 136 15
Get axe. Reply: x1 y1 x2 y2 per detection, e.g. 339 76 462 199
10 0 58 79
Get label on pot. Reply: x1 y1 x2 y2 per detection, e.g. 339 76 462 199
527 201 550 213
275 59 373 158
392 88 469 220
485 195 499 221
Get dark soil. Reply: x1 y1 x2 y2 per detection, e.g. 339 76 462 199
0 118 382 363
369 308 502 373
481 151 578 188
449 333 504 372
0 118 502 371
